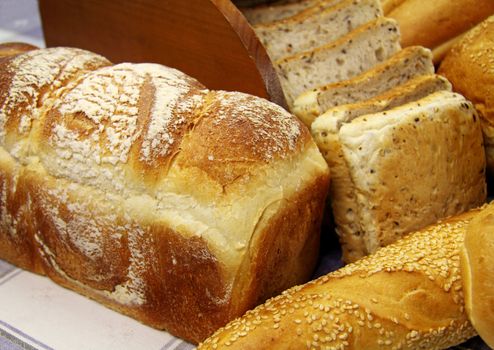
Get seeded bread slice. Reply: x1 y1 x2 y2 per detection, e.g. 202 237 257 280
292 46 434 127
276 17 401 107
255 0 382 62
241 0 319 25
311 75 452 263
339 91 486 259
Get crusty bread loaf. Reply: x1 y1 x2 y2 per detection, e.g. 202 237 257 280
255 0 382 62
388 0 494 50
439 16 494 177
338 91 486 258
198 204 490 349
0 46 330 343
276 17 401 107
241 0 323 25
311 77 452 263
292 46 433 126
461 203 494 348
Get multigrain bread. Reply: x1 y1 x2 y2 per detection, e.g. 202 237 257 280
461 205 494 348
241 0 323 25
339 91 486 258
388 0 494 50
311 76 452 262
292 46 433 126
0 46 330 343
275 17 401 107
439 16 494 176
254 0 382 62
198 204 490 350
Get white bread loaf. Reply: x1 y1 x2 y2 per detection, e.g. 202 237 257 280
461 203 494 348
275 17 401 107
0 46 330 343
254 0 382 62
198 204 492 349
292 46 434 127
312 75 452 262
338 91 485 258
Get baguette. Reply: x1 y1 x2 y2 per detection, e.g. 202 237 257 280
339 91 486 257
255 0 382 61
0 45 330 343
199 204 490 349
276 17 401 107
292 46 433 126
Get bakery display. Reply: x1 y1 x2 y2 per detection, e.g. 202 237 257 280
198 204 494 350
439 16 494 177
0 45 330 343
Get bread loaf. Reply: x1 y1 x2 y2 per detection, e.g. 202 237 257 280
275 17 401 107
198 204 492 349
438 16 494 177
388 0 494 52
254 0 382 61
292 46 434 126
461 203 494 348
0 45 330 343
0 42 37 57
241 0 329 25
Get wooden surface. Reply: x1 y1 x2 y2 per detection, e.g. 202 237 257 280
38 0 286 108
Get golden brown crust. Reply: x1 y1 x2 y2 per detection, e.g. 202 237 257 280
439 16 494 176
199 207 486 350
389 0 494 49
461 204 494 348
0 46 330 343
0 42 37 58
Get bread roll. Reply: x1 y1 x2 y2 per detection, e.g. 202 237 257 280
0 42 37 57
198 205 492 349
388 0 494 50
461 204 494 348
439 16 494 176
0 45 330 343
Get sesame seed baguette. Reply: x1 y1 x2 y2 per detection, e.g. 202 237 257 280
311 74 452 263
254 0 382 62
275 17 401 107
198 204 490 350
292 46 434 127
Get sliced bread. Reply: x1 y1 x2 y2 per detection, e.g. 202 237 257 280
292 46 434 127
275 17 401 107
255 0 382 62
339 91 486 258
311 75 452 262
241 0 319 25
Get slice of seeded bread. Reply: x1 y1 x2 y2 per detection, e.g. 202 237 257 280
255 0 382 62
339 91 486 259
311 75 452 263
241 0 320 25
275 17 401 107
292 46 434 126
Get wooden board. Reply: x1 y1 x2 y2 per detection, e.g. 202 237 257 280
38 0 286 108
